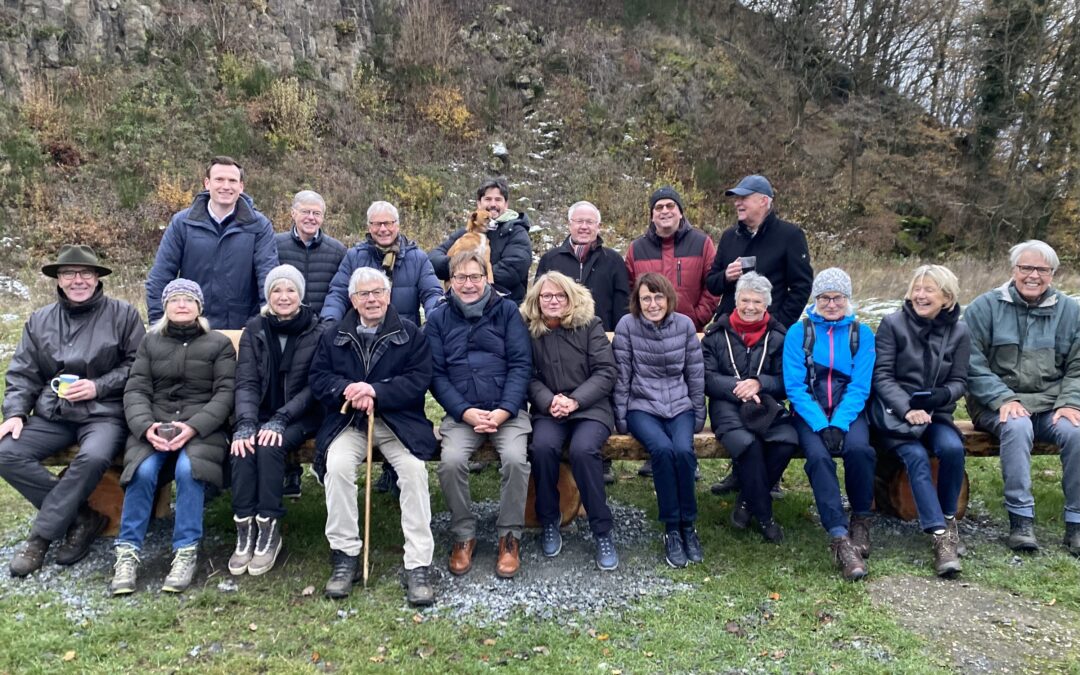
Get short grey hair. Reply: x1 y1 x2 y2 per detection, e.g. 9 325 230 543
292 190 326 210
348 267 391 295
735 272 773 307
367 201 399 222
1009 240 1059 272
449 250 487 277
567 200 601 223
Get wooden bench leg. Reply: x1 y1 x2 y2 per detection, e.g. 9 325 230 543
874 456 969 521
525 463 582 528
80 468 174 537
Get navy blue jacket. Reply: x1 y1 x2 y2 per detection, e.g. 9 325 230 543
309 305 436 480
146 192 278 329
426 291 532 420
274 228 347 316
320 235 442 325
429 212 533 304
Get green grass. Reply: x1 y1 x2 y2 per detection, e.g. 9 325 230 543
0 453 1078 672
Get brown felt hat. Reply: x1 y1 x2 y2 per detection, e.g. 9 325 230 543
41 244 112 278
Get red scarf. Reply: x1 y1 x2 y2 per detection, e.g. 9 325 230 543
729 310 770 347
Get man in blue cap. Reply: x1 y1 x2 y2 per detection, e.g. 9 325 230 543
707 174 813 496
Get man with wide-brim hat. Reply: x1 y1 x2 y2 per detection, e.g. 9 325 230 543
0 244 146 577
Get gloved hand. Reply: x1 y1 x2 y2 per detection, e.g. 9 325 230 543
924 387 952 410
820 426 845 454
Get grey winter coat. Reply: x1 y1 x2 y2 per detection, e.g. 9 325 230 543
612 312 706 433
121 327 236 488
526 300 618 431
2 285 145 424
274 228 347 316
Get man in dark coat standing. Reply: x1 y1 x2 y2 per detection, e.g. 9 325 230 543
429 177 533 305
145 156 278 329
274 190 347 316
309 267 437 606
707 174 814 496
535 200 629 332
0 245 145 576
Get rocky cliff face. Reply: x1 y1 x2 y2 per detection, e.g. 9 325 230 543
0 0 376 99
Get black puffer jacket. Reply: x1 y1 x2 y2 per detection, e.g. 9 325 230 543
702 314 792 439
535 236 629 332
121 326 236 488
2 285 144 423
429 211 533 304
274 228 347 316
872 301 970 449
233 310 322 436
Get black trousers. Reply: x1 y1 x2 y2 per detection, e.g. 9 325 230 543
230 422 311 519
0 415 125 540
530 417 613 535
723 428 796 524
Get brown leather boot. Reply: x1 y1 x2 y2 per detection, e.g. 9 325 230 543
495 533 520 578
830 535 867 581
849 515 872 558
448 538 477 576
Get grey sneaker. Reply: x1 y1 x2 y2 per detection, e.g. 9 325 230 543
248 516 282 576
403 565 435 607
109 545 140 596
162 545 199 593
594 534 619 571
540 522 563 557
228 516 255 576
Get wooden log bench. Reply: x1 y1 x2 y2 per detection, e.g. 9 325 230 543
44 421 1060 535
34 329 1062 533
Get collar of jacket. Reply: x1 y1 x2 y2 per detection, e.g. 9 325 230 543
56 282 106 315
736 210 777 238
359 234 416 257
289 226 322 247
333 304 407 348
187 191 260 229
806 308 856 327
705 312 786 338
998 280 1059 310
558 234 606 252
645 218 691 245
636 311 677 332
446 286 501 318
492 212 530 238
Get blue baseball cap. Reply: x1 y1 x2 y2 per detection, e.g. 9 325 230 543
725 175 774 198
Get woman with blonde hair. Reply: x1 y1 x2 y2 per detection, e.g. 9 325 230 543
521 272 619 570
872 264 969 577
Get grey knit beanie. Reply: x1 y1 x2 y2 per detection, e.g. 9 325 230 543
811 267 852 299
161 278 204 310
264 264 306 302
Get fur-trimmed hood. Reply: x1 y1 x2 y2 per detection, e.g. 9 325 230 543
525 291 596 338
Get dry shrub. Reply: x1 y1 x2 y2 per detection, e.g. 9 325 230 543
395 0 459 73
258 77 318 150
418 85 478 141
149 174 195 221
388 172 446 245
348 62 391 115
19 75 67 142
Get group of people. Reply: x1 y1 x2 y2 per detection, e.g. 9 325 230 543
2 156 1079 609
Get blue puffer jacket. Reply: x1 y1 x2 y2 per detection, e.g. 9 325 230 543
426 290 532 420
783 308 876 432
308 305 436 480
146 192 278 329
320 235 443 325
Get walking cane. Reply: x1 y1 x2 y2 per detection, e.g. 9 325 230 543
362 410 374 587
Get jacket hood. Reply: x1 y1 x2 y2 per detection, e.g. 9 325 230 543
494 211 531 237
524 291 596 338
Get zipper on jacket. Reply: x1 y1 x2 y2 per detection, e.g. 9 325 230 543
826 326 835 413
677 258 682 285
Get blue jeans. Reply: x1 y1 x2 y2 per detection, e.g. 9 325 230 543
795 414 875 538
117 449 205 551
627 410 697 527
893 423 966 532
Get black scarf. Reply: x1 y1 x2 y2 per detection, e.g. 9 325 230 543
261 306 313 414
165 321 203 341
902 300 959 385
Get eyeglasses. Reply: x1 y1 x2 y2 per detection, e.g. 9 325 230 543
295 208 324 218
816 294 847 306
1015 264 1053 277
570 218 598 227
57 269 97 281
368 220 397 229
351 288 388 300
451 273 485 284
539 292 568 303
652 202 679 212
640 294 667 306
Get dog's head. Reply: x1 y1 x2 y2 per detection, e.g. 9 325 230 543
467 209 492 234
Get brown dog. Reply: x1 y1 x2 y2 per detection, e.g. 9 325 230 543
446 209 495 283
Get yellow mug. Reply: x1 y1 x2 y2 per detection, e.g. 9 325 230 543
50 374 79 398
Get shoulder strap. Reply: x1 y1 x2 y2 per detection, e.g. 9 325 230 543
849 318 860 356
802 317 817 394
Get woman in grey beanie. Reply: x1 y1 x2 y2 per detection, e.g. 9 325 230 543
228 264 322 577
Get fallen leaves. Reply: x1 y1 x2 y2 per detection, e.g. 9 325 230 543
769 592 782 601
482 638 497 647
248 623 258 632
301 585 316 597
62 651 76 662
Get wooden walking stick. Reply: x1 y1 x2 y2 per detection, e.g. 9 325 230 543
363 409 375 587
